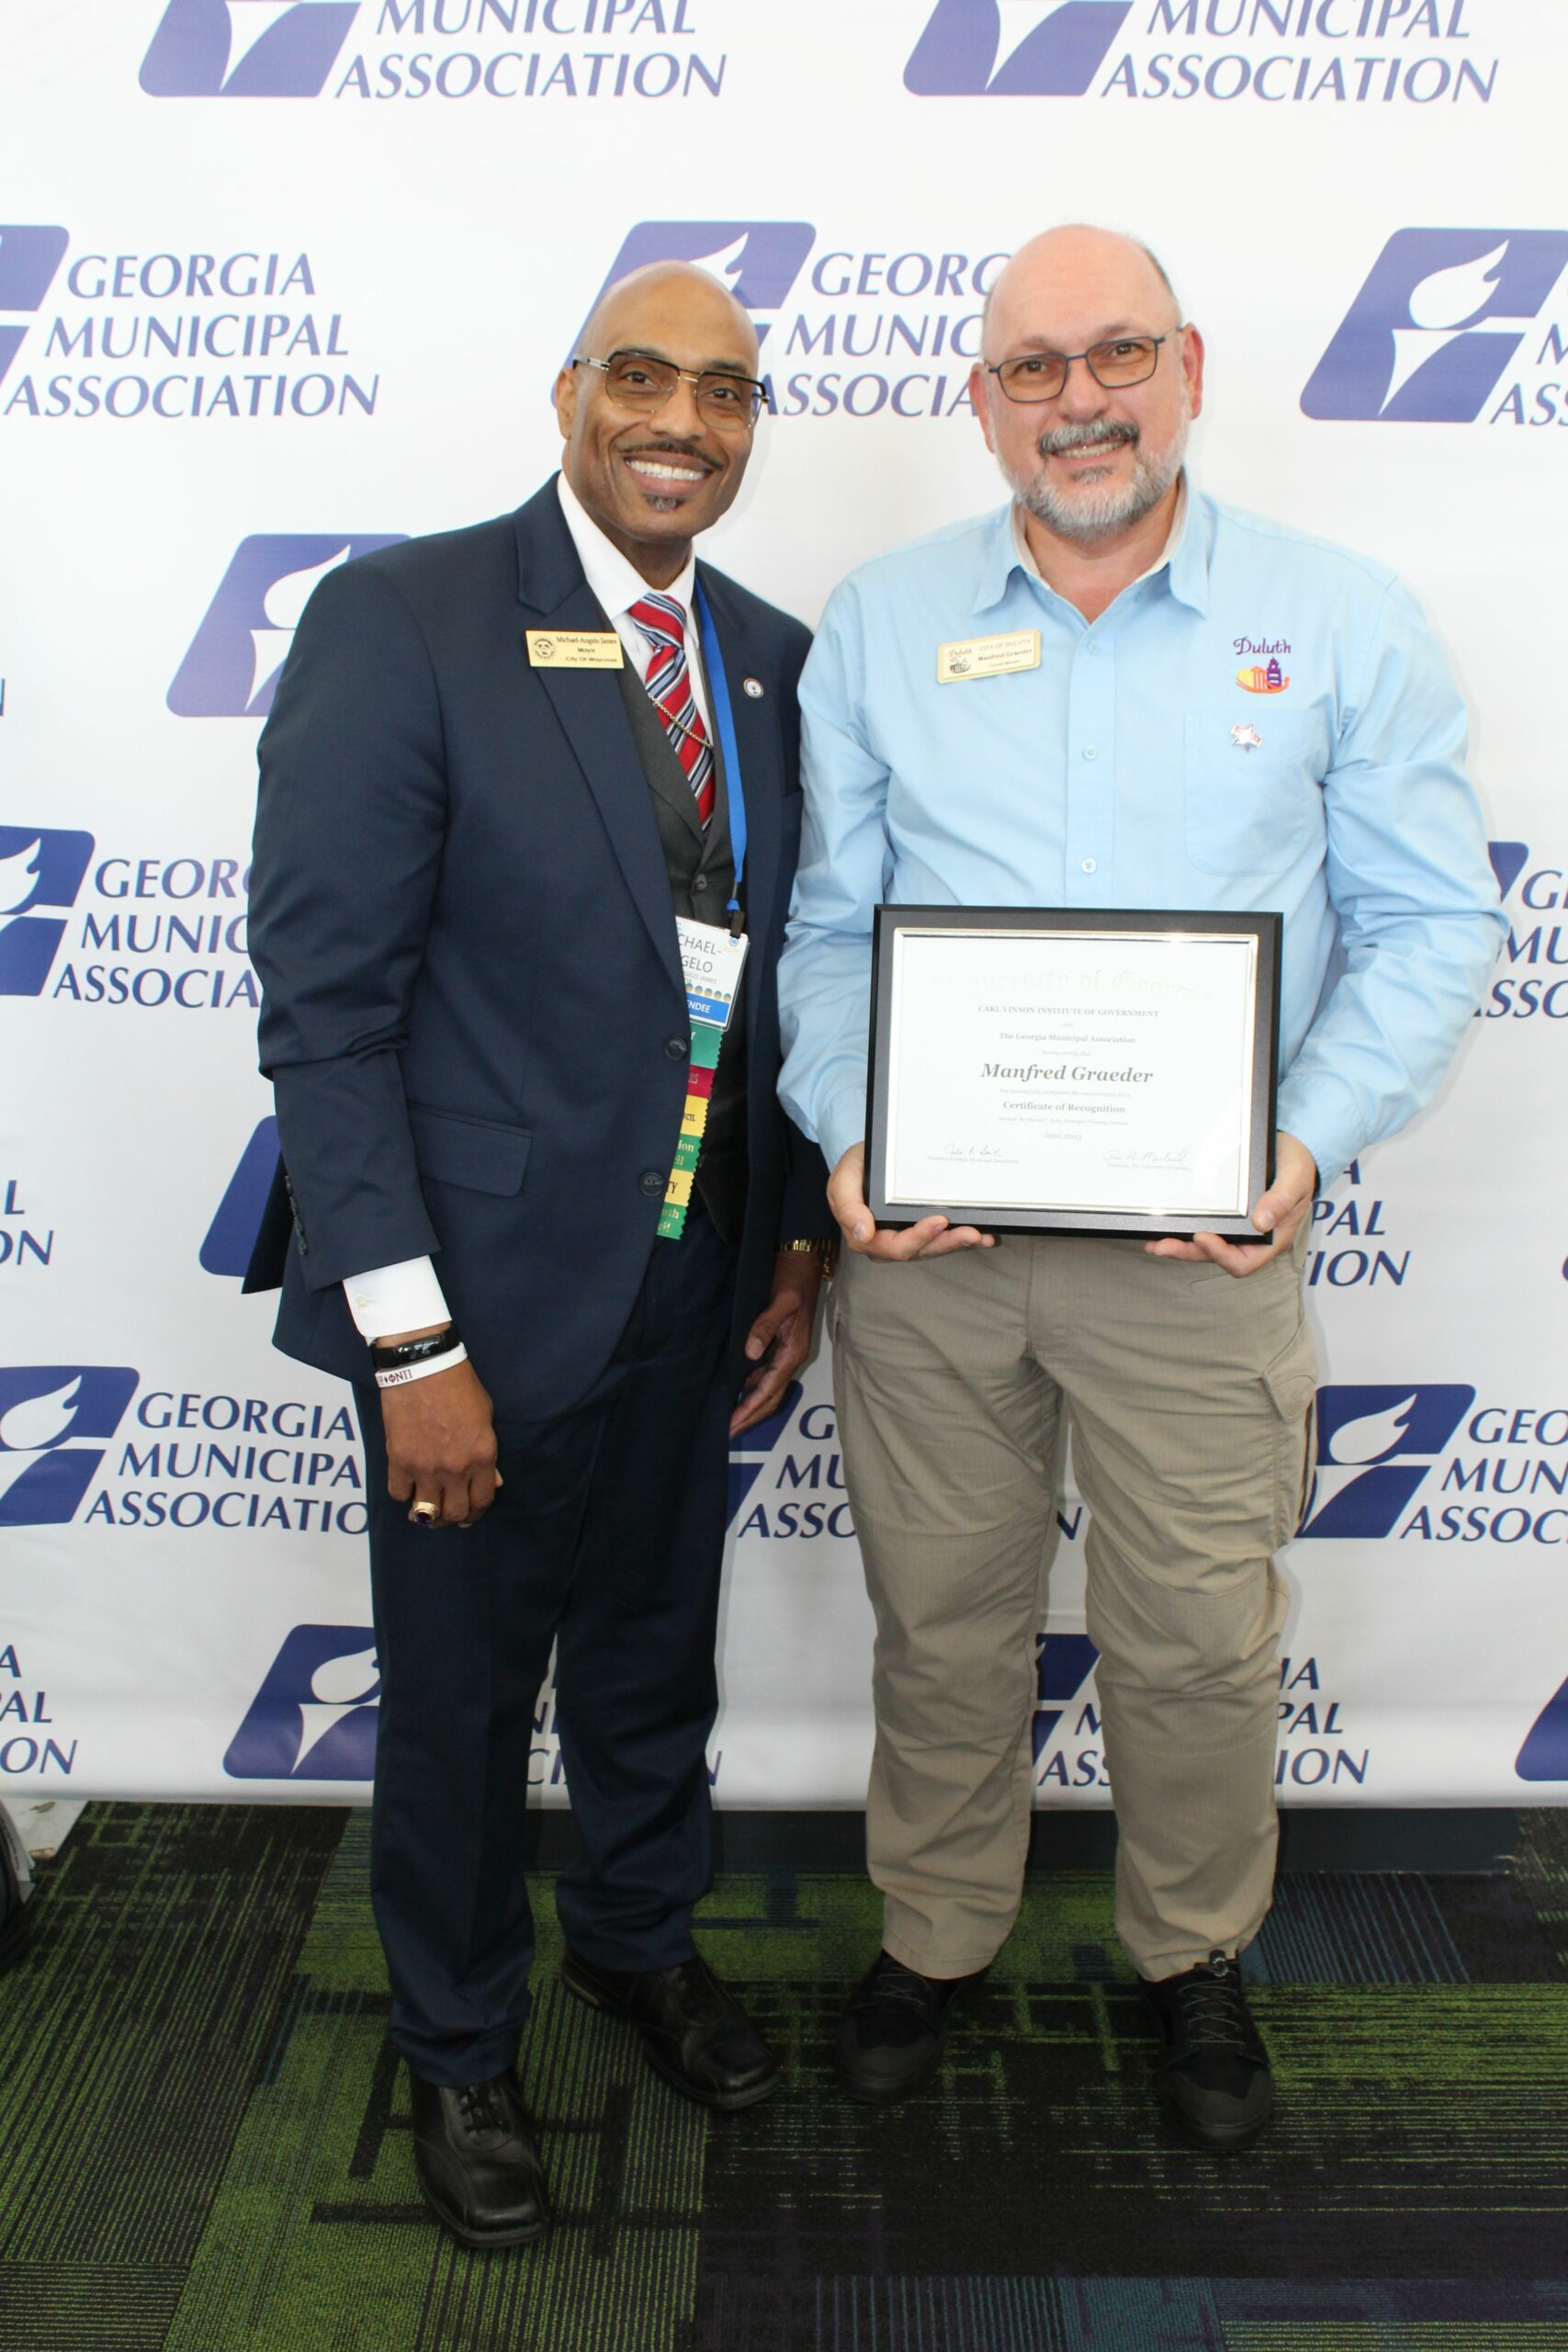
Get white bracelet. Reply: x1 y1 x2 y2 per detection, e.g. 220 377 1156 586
374 1342 468 1391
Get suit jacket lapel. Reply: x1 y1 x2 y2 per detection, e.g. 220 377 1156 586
513 484 682 996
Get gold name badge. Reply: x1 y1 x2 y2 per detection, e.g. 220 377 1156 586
936 628 1041 684
526 629 625 670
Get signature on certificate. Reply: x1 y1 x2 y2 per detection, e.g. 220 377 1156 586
932 1142 1007 1162
1104 1146 1190 1170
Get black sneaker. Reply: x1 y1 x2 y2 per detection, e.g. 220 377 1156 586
1141 1949 1274 2152
835 1950 979 2104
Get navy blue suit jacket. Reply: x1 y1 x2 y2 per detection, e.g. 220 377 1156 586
247 478 830 1423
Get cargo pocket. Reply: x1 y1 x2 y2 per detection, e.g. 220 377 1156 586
1261 1316 1319 1551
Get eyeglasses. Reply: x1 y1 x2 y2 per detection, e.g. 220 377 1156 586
986 333 1177 405
571 349 768 430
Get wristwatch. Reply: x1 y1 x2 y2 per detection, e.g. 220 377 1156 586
781 1237 840 1277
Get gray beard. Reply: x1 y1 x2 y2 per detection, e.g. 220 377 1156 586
1006 417 1187 547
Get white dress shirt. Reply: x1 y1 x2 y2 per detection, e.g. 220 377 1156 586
343 473 710 1341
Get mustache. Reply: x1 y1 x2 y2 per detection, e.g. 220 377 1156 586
1037 421 1139 458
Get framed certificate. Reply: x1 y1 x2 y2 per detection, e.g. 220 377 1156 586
865 907 1281 1238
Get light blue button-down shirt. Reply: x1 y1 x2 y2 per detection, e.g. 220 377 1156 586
777 487 1505 1191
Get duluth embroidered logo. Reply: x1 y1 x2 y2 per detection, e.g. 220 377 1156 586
1235 638 1291 694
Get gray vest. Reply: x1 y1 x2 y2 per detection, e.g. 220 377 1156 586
614 638 750 1244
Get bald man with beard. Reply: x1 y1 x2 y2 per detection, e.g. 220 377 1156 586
247 263 833 2245
778 224 1502 2150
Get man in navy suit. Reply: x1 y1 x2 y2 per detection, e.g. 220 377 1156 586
247 262 833 2248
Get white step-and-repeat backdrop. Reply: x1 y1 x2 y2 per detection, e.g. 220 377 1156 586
3 0 1565 1809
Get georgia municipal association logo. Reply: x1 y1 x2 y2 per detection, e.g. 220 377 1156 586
1517 1674 1568 1783
2 238 383 426
1303 230 1568 423
728 1379 806 1529
906 0 1132 96
0 226 70 388
1033 1631 1099 1763
223 1623 380 1780
905 1 1502 107
201 1116 279 1276
141 0 729 105
167 534 405 717
1481 838 1568 1023
141 0 362 98
575 222 816 363
0 829 96 996
0 1368 141 1527
587 220 1003 424
1298 1385 1475 1539
7 834 256 1013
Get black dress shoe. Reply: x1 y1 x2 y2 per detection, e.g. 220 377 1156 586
835 1950 979 2104
561 1949 782 2110
409 2067 550 2248
1141 1949 1275 2152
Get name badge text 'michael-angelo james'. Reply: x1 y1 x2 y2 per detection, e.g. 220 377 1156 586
525 629 625 670
936 628 1041 685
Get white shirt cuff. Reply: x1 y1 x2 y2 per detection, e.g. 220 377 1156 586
344 1256 451 1342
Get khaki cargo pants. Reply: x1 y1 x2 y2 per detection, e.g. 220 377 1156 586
831 1226 1316 1981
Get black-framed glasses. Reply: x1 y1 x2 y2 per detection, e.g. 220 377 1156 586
987 332 1177 405
572 349 768 429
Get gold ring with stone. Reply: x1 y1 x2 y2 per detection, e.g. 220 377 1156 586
410 1499 439 1525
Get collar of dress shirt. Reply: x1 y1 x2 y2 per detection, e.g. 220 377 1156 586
555 469 698 628
970 472 1207 619
1008 471 1190 602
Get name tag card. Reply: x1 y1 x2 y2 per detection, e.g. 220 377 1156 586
936 628 1041 684
676 917 748 1031
865 905 1281 1239
526 629 624 669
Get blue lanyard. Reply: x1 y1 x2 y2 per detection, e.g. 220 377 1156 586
693 580 747 926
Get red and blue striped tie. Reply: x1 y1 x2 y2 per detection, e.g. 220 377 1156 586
629 593 716 830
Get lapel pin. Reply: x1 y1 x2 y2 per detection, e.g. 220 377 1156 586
1230 723 1262 752
742 676 764 699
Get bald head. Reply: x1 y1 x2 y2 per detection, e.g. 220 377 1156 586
577 259 759 378
983 226 1181 362
554 256 762 589
968 223 1202 561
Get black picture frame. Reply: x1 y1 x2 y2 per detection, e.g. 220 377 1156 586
864 905 1282 1239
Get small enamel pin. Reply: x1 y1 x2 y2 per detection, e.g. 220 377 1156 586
742 676 764 699
1230 723 1263 752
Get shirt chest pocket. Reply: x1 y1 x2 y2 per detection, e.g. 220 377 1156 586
1183 709 1326 877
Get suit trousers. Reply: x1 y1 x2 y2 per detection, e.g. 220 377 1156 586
830 1226 1317 1983
356 1194 737 2085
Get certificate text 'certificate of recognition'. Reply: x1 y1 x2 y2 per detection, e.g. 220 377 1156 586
867 909 1280 1238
